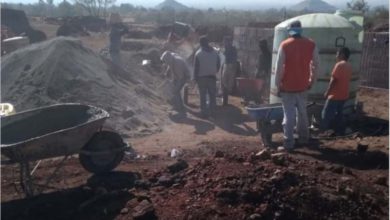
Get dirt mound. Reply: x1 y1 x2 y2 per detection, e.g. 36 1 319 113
1 37 170 137
126 30 153 39
56 23 89 37
56 16 107 37
121 39 161 51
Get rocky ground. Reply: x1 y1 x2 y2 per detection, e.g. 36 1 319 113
1 88 389 220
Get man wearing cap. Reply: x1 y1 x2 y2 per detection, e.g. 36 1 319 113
274 20 320 151
193 36 221 118
161 51 191 112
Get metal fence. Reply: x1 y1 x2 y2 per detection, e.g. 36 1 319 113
360 32 389 89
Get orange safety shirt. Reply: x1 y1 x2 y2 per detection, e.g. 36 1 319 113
279 37 315 92
327 60 352 100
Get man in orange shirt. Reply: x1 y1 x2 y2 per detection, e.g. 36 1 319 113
275 20 320 151
321 47 352 135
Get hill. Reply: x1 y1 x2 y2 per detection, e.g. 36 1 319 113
290 0 337 12
155 0 189 11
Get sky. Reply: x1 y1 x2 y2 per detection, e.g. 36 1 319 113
1 0 389 10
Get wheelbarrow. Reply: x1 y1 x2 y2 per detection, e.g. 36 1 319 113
1 103 130 196
236 77 265 105
246 103 284 147
246 102 316 147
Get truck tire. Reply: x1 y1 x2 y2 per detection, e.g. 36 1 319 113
79 131 125 174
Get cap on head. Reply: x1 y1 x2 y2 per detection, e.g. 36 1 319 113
199 35 209 47
287 20 302 36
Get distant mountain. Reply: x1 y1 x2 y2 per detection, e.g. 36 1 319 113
155 0 189 11
290 0 337 13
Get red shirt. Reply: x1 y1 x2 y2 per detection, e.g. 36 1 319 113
327 60 352 100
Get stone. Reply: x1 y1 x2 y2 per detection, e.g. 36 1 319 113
241 190 262 203
132 200 156 220
243 162 251 166
374 176 388 186
343 168 353 175
157 175 173 187
134 180 151 189
216 188 239 204
247 213 262 219
357 141 369 153
330 166 343 174
271 153 287 166
214 150 225 158
257 203 269 214
167 159 189 173
316 165 325 171
255 149 271 160
122 107 135 118
135 193 151 202
120 208 129 214
126 198 139 207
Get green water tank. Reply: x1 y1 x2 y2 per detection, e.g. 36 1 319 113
270 11 364 114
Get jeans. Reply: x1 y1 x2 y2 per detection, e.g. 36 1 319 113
222 63 236 106
197 77 217 116
280 91 310 149
172 78 187 111
110 51 121 66
321 99 345 135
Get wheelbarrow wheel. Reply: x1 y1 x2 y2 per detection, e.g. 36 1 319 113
79 131 125 174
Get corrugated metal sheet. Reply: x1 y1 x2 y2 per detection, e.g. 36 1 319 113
360 32 389 89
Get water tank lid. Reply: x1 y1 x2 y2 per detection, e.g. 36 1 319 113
275 13 354 29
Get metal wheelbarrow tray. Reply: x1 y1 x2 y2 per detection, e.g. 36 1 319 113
246 103 284 147
246 102 316 147
1 103 129 196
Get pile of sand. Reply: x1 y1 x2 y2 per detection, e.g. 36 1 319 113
1 37 171 137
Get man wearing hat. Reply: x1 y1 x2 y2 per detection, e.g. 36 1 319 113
274 20 320 151
160 51 191 112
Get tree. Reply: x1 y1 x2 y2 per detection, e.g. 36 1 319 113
347 0 369 13
373 6 389 19
38 0 46 16
58 0 75 16
73 0 115 17
46 0 54 16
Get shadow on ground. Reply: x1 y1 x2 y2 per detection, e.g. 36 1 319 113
171 104 257 136
1 171 138 220
295 146 389 170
